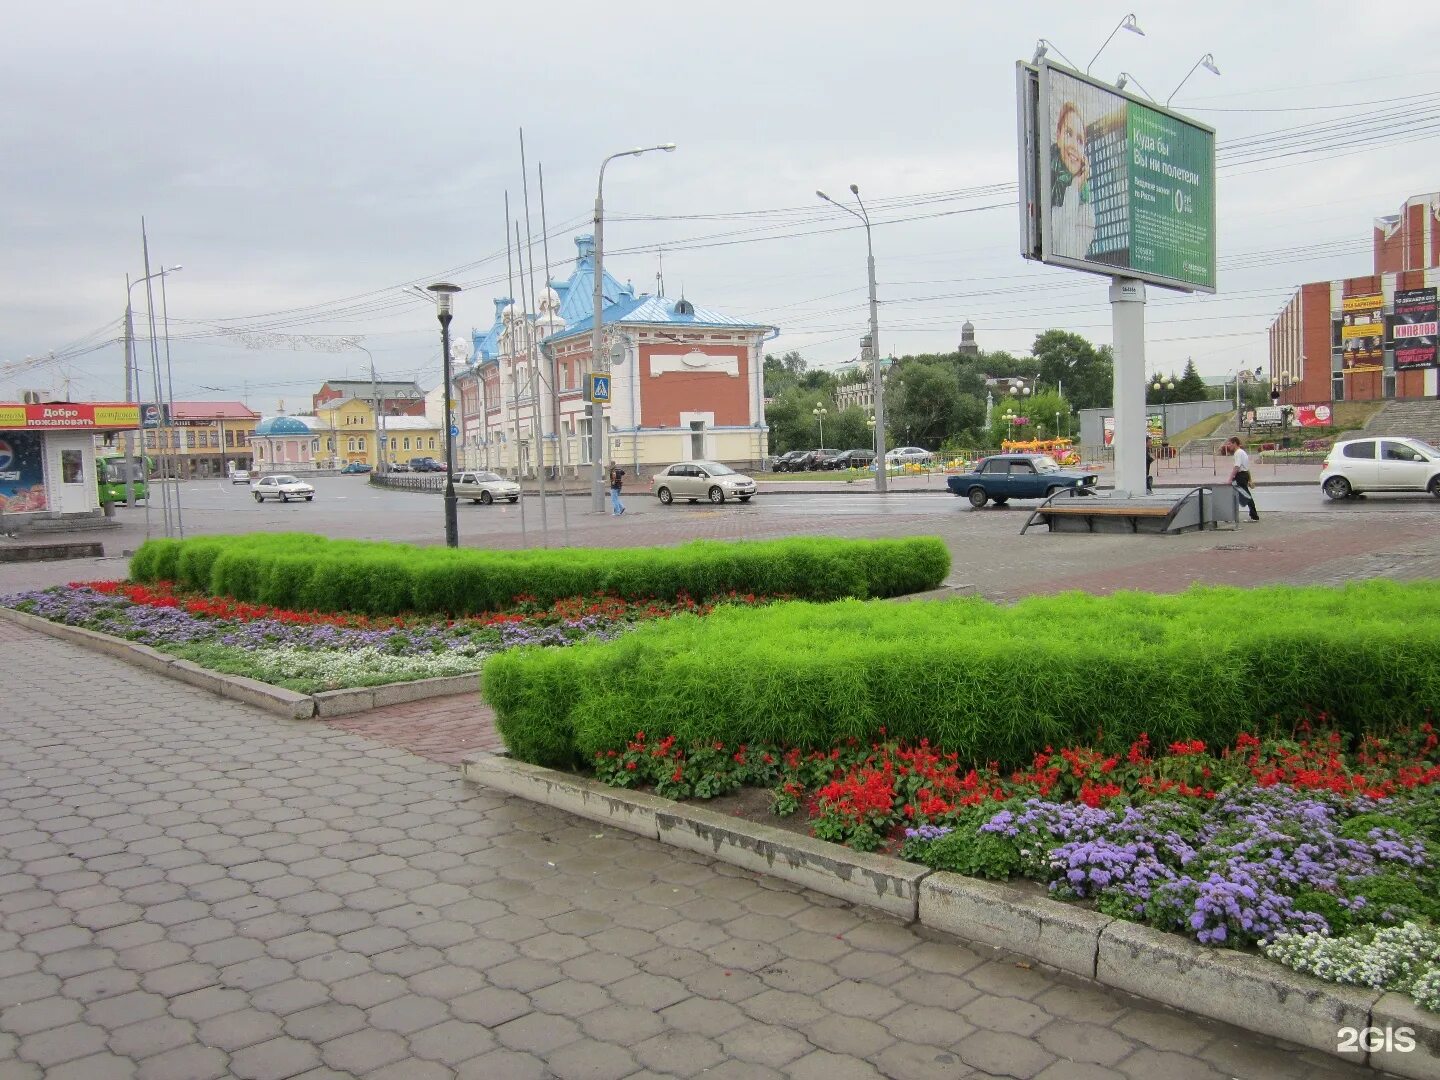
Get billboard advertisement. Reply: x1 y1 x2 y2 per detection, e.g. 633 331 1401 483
1339 295 1384 372
1393 288 1438 370
0 403 140 430
1292 403 1334 427
0 433 48 513
1020 62 1216 294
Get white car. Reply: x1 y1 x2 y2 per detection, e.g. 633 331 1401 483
454 470 521 504
652 461 757 505
251 475 315 503
886 446 934 465
230 469 251 484
1320 436 1440 500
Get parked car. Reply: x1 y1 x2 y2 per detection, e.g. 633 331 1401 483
251 475 315 503
886 446 934 466
454 470 521 504
820 449 876 470
946 454 1097 508
409 457 445 472
1320 436 1440 500
229 469 251 484
800 449 841 471
770 450 811 473
340 462 372 474
387 461 412 472
651 461 757 505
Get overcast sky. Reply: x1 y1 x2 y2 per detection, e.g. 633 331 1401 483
4 1 1438 411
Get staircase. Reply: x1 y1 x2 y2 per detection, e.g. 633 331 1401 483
1361 400 1440 443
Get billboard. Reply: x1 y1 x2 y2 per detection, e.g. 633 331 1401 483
1292 403 1334 427
1018 61 1216 294
0 433 48 513
1338 294 1384 372
0 403 140 430
1393 288 1438 370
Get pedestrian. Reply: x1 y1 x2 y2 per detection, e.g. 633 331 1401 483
1226 436 1259 521
1145 441 1154 494
609 464 626 516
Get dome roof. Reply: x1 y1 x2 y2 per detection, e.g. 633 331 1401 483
254 416 312 436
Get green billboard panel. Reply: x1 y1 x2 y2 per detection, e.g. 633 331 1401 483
1034 63 1216 294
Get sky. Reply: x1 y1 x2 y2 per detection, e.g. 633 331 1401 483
3 1 1438 412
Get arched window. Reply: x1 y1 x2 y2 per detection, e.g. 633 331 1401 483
429 437 436 450
358 437 366 452
347 438 356 453
390 437 397 450
403 438 411 450
256 444 264 459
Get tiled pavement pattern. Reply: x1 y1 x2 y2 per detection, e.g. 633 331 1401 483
0 620 1386 1080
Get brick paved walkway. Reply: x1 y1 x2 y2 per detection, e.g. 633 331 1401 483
0 621 1386 1079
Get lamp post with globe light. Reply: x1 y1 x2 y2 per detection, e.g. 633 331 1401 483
813 403 828 449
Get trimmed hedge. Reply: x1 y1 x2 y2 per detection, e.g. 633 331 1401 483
484 580 1440 769
128 533 950 616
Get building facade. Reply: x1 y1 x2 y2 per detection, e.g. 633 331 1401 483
454 236 775 477
313 380 426 417
140 401 259 479
1270 193 1440 404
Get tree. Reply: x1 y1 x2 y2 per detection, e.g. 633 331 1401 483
885 360 962 449
781 350 807 379
1175 358 1208 403
1031 330 1113 411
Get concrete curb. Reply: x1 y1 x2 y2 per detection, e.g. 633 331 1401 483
460 751 1435 1071
0 605 478 721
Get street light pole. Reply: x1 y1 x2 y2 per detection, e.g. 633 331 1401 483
428 283 462 548
817 186 887 492
813 403 827 448
591 143 676 513
122 266 182 509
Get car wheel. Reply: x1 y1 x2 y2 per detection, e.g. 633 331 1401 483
709 486 724 504
280 495 288 502
472 499 482 504
306 496 313 502
1045 485 1061 498
1429 476 1440 498
967 487 988 509
508 497 518 503
1322 476 1352 501
253 492 263 502
480 491 493 505
657 487 673 505
739 495 752 503
993 497 1009 506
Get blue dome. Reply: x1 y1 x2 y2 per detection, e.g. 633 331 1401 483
254 416 312 436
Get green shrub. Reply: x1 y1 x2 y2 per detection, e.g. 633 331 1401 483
484 580 1440 769
128 532 948 616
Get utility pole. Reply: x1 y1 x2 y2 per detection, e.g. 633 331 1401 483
122 281 137 508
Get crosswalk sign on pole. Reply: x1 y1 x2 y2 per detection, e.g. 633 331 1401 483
584 374 611 403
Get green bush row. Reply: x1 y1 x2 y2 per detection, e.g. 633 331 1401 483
484 580 1440 769
129 532 950 616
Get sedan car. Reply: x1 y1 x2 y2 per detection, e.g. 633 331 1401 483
251 475 315 503
800 449 840 471
229 469 251 484
770 450 811 473
820 449 876 470
454 470 521 504
340 462 372 474
652 461 757 505
1321 436 1440 500
886 446 934 466
947 454 1097 508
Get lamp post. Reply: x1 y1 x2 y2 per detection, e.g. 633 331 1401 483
1002 409 1016 442
123 266 182 509
427 282 462 548
817 185 887 493
1166 53 1221 106
812 403 828 448
591 143 676 513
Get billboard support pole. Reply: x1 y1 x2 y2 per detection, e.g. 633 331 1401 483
1109 277 1147 495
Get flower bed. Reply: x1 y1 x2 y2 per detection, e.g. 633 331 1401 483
591 723 1440 1010
1 581 776 694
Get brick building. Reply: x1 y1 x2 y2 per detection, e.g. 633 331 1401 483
1270 192 1440 404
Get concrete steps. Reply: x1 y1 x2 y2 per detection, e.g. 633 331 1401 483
1362 399 1440 444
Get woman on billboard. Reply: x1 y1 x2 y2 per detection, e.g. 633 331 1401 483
1049 100 1095 260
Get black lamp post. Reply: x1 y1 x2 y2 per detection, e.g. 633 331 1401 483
428 282 462 548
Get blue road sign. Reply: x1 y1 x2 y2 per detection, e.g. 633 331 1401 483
584 373 612 403
450 426 459 438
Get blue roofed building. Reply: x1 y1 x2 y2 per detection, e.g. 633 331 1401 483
453 235 777 478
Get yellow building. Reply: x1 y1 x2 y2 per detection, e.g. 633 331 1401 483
311 397 445 469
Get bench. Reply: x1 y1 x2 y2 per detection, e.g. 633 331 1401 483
1028 503 1171 533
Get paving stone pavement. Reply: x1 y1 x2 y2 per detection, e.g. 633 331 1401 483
0 620 1393 1079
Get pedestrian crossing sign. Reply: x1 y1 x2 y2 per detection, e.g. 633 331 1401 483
584 374 611 403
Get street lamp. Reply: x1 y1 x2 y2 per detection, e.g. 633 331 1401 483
817 184 887 493
427 282 462 548
812 402 828 448
124 265 182 519
1002 408 1016 442
1086 13 1144 73
1166 53 1221 106
591 143 676 513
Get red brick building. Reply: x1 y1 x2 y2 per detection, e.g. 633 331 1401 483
1270 193 1440 404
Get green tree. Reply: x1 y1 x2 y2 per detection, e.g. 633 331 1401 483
886 360 962 449
1175 358 1208 402
1031 330 1113 411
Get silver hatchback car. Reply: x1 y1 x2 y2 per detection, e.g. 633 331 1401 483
652 461 757 505
1320 436 1440 500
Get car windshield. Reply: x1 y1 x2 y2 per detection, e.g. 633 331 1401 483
695 462 736 475
1410 439 1440 458
1032 456 1061 473
475 472 503 482
274 476 298 484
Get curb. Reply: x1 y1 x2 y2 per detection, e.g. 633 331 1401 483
0 606 479 721
460 751 1436 1072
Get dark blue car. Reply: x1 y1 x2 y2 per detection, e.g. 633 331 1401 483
340 462 372 474
947 454 1097 508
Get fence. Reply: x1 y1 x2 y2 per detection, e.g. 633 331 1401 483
371 474 445 493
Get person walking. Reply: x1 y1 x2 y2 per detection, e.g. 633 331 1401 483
1226 436 1259 521
608 464 626 516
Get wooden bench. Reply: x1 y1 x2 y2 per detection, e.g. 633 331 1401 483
1025 503 1173 534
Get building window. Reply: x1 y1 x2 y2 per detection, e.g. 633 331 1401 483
390 437 397 450
429 437 436 450
347 438 356 453
257 444 265 459
403 438 411 450
312 439 320 453
358 437 366 452
144 432 156 449
327 437 334 450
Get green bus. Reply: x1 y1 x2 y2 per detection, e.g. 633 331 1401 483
96 450 151 505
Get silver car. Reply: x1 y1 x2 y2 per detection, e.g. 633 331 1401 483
652 461 757 505
251 475 315 502
454 470 521 505
1320 436 1440 500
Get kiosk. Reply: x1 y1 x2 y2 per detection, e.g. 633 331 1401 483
0 402 141 525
